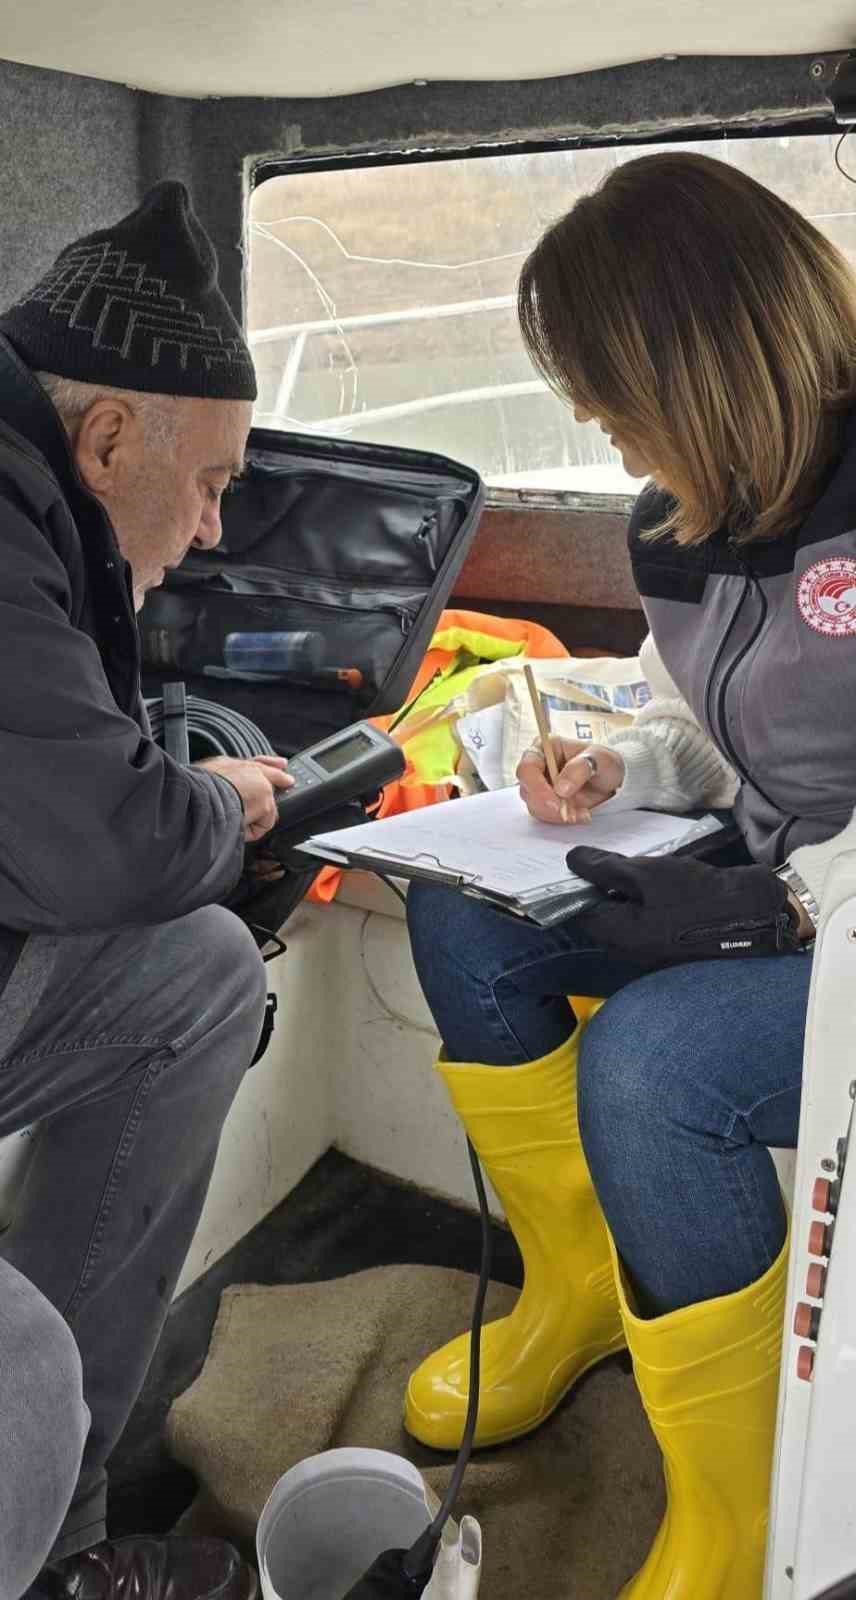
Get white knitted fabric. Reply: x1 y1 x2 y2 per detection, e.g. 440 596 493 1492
607 634 738 812
605 634 853 910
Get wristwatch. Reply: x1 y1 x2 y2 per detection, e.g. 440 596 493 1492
775 862 820 946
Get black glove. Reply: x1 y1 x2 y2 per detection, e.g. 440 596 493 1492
566 848 801 970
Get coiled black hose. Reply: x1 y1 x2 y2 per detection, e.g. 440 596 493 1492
145 694 275 761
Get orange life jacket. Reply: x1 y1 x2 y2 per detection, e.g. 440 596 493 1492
306 609 570 903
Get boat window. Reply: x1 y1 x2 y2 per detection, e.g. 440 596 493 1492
248 134 856 494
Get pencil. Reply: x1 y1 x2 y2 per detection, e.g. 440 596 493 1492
523 664 568 823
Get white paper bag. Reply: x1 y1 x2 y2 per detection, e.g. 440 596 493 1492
500 653 651 785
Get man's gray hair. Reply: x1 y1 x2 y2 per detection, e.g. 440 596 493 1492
34 372 180 455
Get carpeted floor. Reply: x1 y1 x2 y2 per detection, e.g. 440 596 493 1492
167 1267 663 1599
108 1150 664 1596
107 1150 527 1537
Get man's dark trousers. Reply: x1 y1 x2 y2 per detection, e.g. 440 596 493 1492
0 905 267 1565
0 1257 88 1595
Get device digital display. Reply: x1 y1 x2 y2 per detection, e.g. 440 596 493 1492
314 729 375 774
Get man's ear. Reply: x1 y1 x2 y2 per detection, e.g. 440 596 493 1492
72 400 139 497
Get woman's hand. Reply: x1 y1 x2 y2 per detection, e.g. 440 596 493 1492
517 739 625 824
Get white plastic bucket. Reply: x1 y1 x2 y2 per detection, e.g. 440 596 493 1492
256 1448 482 1600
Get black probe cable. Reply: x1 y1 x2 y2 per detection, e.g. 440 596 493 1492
145 708 491 1594
403 1137 492 1580
341 1137 492 1598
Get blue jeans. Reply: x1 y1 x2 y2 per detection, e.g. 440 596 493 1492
407 882 808 1315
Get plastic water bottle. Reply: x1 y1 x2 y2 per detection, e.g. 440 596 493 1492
223 631 326 675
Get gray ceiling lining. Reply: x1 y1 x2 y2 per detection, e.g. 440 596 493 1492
0 49 848 325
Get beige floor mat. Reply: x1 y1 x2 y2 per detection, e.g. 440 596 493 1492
166 1265 664 1598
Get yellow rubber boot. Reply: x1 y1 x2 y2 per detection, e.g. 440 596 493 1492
610 1231 788 1600
404 1011 626 1451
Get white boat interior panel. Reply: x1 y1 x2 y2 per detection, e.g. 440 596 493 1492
1 0 855 99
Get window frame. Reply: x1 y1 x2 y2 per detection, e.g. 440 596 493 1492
250 115 844 512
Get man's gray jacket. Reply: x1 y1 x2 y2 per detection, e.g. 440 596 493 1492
628 411 856 867
0 334 245 1001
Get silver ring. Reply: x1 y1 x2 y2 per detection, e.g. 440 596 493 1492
523 745 545 761
582 753 598 779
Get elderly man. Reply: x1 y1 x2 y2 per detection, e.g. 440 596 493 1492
0 182 291 1598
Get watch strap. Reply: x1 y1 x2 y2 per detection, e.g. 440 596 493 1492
775 862 820 933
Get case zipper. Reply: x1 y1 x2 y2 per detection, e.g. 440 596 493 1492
250 562 428 595
240 588 415 637
177 561 418 633
248 452 470 500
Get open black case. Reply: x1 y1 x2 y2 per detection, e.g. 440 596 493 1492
140 426 485 940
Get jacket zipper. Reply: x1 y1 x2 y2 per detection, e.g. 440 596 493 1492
705 550 789 818
704 572 748 743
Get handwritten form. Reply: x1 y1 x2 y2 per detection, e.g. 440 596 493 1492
302 787 702 900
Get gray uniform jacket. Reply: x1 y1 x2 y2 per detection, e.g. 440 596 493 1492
0 334 245 1001
628 411 856 867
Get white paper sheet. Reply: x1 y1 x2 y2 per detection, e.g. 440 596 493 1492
301 787 709 901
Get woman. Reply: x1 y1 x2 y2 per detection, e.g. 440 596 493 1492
403 151 856 1600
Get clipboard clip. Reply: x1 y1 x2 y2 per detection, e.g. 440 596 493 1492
360 846 482 889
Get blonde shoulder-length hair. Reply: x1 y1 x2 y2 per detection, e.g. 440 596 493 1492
518 150 856 546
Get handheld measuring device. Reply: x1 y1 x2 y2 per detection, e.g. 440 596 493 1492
276 720 405 827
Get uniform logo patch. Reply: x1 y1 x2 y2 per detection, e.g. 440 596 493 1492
797 556 856 637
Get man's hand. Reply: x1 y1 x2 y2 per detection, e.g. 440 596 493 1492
195 754 294 842
566 848 801 969
517 739 624 824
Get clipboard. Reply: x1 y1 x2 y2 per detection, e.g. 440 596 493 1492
295 788 742 927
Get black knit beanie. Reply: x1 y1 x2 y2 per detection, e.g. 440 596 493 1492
0 181 257 401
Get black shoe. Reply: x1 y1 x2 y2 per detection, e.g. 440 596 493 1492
39 1538 259 1600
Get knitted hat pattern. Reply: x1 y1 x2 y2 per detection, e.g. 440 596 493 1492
0 181 257 401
